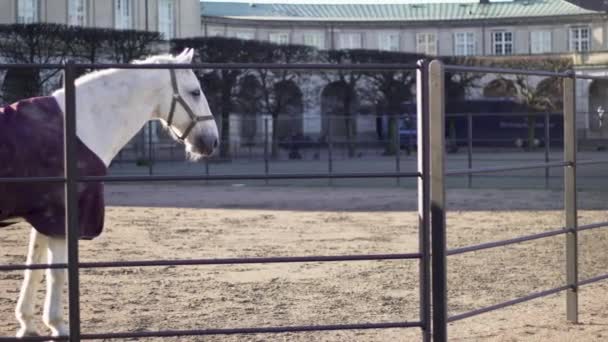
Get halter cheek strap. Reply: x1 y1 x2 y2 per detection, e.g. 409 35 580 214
166 69 215 141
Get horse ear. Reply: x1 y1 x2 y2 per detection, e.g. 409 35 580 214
176 48 194 64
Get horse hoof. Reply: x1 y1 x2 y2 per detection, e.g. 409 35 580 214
16 328 40 337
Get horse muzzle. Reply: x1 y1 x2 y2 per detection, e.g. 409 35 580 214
191 134 219 157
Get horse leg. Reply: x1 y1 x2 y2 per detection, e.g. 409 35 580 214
15 228 49 337
43 236 68 337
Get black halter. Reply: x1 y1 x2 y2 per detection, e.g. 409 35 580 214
166 69 215 141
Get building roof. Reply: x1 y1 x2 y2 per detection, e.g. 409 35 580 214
201 0 600 22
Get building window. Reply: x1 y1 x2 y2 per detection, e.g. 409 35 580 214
379 32 399 51
492 31 513 55
208 28 224 37
339 33 362 49
570 26 590 52
114 0 133 29
416 33 437 55
303 33 325 50
269 32 289 45
235 31 254 40
68 0 87 26
530 30 552 54
17 0 39 24
158 0 175 39
454 32 476 56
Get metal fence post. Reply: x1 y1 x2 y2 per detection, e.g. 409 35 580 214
544 113 550 189
328 115 334 186
64 61 81 341
563 75 578 323
429 59 447 342
417 60 432 342
264 117 269 185
395 119 401 186
467 113 473 188
148 123 153 175
205 159 210 185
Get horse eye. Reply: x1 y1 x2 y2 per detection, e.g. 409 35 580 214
190 89 201 97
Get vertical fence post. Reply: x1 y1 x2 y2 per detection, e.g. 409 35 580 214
544 113 550 189
429 59 447 342
328 115 334 186
467 113 473 188
148 123 153 175
205 159 210 185
395 119 401 186
264 117 269 185
417 60 432 342
64 61 81 341
563 75 578 323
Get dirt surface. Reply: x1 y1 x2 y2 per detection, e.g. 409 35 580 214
1 184 608 341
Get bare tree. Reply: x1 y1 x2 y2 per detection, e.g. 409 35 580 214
250 43 315 158
0 24 71 103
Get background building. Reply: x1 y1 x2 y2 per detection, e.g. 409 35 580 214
199 0 608 142
0 0 201 39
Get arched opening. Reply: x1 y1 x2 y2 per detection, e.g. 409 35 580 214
375 81 411 154
274 80 304 141
589 79 608 133
321 81 358 140
237 74 262 145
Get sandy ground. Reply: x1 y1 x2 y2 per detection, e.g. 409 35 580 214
1 184 608 341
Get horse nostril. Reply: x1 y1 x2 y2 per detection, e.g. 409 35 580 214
213 139 218 149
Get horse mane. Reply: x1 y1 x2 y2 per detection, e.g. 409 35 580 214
75 53 179 84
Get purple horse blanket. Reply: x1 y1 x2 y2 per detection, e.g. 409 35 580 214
0 96 107 239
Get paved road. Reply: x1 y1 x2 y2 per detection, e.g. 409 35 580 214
108 150 608 191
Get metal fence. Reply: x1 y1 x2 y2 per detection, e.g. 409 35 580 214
112 110 566 189
1 59 608 342
0 61 431 341
427 61 608 341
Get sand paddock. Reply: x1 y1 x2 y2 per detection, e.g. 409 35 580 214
1 184 608 341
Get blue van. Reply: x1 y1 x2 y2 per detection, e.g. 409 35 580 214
397 98 563 149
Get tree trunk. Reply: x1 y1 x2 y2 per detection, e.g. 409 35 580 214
219 108 231 158
527 115 536 151
344 90 356 158
384 116 398 155
271 113 279 159
219 85 232 158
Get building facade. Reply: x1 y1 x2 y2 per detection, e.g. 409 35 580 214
201 0 608 141
0 0 201 39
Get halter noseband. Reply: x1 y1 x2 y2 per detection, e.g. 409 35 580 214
165 69 214 141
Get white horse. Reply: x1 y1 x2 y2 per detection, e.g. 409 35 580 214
10 48 219 337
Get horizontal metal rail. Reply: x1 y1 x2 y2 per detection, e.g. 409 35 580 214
0 336 67 341
0 321 421 341
578 272 608 287
82 321 421 340
447 284 571 323
448 272 608 324
0 172 420 185
0 252 420 272
0 176 65 184
444 64 571 78
446 161 568 177
445 112 561 117
576 159 608 167
578 221 608 233
0 62 418 71
447 227 570 256
77 172 421 183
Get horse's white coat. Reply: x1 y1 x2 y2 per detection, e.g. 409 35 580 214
14 49 218 337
